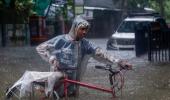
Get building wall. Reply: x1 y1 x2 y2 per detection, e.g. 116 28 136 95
0 24 29 47
86 9 122 38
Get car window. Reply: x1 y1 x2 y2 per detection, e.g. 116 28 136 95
117 21 150 33
117 21 135 33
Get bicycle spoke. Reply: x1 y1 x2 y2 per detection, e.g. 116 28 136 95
111 72 124 97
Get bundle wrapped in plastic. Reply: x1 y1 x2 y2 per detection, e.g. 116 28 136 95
6 71 63 98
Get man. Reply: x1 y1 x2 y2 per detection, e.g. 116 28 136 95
36 16 131 97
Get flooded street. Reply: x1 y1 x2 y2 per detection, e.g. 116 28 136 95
1 39 170 100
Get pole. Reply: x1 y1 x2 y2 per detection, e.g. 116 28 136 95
73 0 76 17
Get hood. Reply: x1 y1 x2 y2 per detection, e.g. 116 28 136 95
112 32 135 39
68 16 90 40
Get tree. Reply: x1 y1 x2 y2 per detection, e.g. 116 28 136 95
0 0 35 22
148 0 170 22
0 0 35 47
112 0 170 22
149 0 165 16
112 0 150 20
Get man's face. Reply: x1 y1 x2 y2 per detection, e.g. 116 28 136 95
76 26 88 40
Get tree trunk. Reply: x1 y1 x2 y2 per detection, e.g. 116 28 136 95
121 0 128 20
10 0 16 8
157 0 165 17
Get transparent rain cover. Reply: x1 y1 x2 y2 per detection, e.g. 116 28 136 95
6 71 63 97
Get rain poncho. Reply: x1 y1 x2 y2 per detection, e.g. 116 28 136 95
36 16 120 94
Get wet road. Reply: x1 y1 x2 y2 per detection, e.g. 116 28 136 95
1 39 170 100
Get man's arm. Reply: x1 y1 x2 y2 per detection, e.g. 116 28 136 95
36 37 61 71
36 40 55 62
82 39 132 69
94 47 120 64
94 47 132 69
83 39 120 65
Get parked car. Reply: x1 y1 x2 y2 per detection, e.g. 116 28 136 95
106 13 168 50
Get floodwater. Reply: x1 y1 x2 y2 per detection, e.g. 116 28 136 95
1 39 170 100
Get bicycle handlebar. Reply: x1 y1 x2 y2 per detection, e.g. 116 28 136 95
95 64 132 75
95 65 120 75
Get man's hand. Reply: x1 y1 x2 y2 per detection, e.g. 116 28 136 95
49 56 59 71
118 60 132 70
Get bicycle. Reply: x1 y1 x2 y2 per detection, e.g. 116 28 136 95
5 64 132 100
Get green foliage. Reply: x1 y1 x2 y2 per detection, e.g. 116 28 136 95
15 0 36 15
15 0 36 22
0 0 5 8
164 0 170 22
126 0 170 22
127 0 149 9
60 0 74 20
0 1 2 5
1 0 75 22
68 0 73 5
148 0 159 12
0 0 36 22
65 0 74 20
148 0 170 22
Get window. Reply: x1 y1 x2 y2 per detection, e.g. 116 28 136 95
117 21 150 33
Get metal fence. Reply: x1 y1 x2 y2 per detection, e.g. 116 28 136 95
148 22 170 62
135 22 170 62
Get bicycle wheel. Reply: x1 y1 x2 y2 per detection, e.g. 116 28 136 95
31 82 61 100
5 86 34 100
31 81 60 100
5 86 21 100
109 71 124 97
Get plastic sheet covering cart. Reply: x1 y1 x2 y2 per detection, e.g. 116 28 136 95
5 71 63 99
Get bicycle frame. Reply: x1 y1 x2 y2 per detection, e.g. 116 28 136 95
64 77 113 99
60 70 124 100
